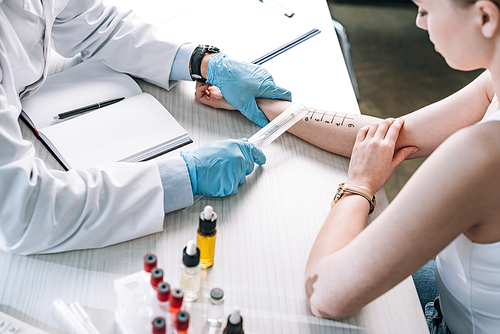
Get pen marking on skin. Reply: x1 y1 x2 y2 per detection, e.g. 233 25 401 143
304 107 316 122
314 110 326 122
303 109 355 128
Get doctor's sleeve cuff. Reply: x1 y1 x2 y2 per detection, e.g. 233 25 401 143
169 43 197 83
156 157 194 213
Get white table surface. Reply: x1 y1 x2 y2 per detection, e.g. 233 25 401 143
0 0 428 333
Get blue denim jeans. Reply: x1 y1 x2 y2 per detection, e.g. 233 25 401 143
412 260 452 334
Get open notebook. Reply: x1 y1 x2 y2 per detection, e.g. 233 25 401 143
20 61 192 170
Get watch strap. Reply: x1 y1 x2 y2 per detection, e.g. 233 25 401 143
190 45 220 83
330 182 376 214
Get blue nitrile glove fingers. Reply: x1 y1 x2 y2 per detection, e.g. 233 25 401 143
181 139 266 197
206 53 292 127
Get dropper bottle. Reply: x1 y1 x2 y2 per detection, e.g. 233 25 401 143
180 240 201 301
223 309 244 334
197 205 218 269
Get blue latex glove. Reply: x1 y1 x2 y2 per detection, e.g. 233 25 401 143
180 139 266 197
206 53 292 127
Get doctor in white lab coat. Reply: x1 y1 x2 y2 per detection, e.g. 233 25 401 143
0 0 290 254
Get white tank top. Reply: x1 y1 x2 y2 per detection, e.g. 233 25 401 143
435 96 500 334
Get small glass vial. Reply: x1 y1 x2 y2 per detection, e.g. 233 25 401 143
143 254 157 282
140 253 157 304
197 205 217 269
139 267 163 321
180 240 201 301
176 311 190 334
207 288 224 327
169 288 184 327
157 282 170 314
150 268 164 291
152 317 166 334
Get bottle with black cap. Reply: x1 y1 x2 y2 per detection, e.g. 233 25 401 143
223 309 244 334
180 240 201 301
197 205 218 269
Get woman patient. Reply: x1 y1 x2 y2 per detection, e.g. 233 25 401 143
195 0 500 332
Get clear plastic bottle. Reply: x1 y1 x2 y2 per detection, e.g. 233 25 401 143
180 240 201 301
114 253 159 334
207 288 224 327
138 267 163 329
116 253 157 309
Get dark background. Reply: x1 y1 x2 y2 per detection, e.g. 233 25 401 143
326 0 484 201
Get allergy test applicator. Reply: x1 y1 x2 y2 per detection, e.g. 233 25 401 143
182 103 309 211
249 103 308 149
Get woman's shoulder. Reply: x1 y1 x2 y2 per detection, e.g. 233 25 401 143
459 122 500 242
419 120 500 241
452 120 500 167
426 120 500 197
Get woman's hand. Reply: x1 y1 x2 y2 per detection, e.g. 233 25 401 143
347 118 417 196
195 82 237 110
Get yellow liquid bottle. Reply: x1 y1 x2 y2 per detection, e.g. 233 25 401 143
197 205 217 269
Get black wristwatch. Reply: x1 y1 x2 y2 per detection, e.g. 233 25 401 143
190 45 220 83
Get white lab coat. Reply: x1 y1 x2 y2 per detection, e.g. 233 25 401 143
0 0 190 254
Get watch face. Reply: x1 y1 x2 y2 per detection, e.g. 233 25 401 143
205 45 220 53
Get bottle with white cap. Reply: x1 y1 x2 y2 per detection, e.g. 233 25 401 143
180 240 201 301
223 309 244 334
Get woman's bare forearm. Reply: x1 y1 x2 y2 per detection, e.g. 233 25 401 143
256 99 378 158
195 71 491 158
256 71 491 158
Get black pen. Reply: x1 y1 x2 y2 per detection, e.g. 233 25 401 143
53 97 125 120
